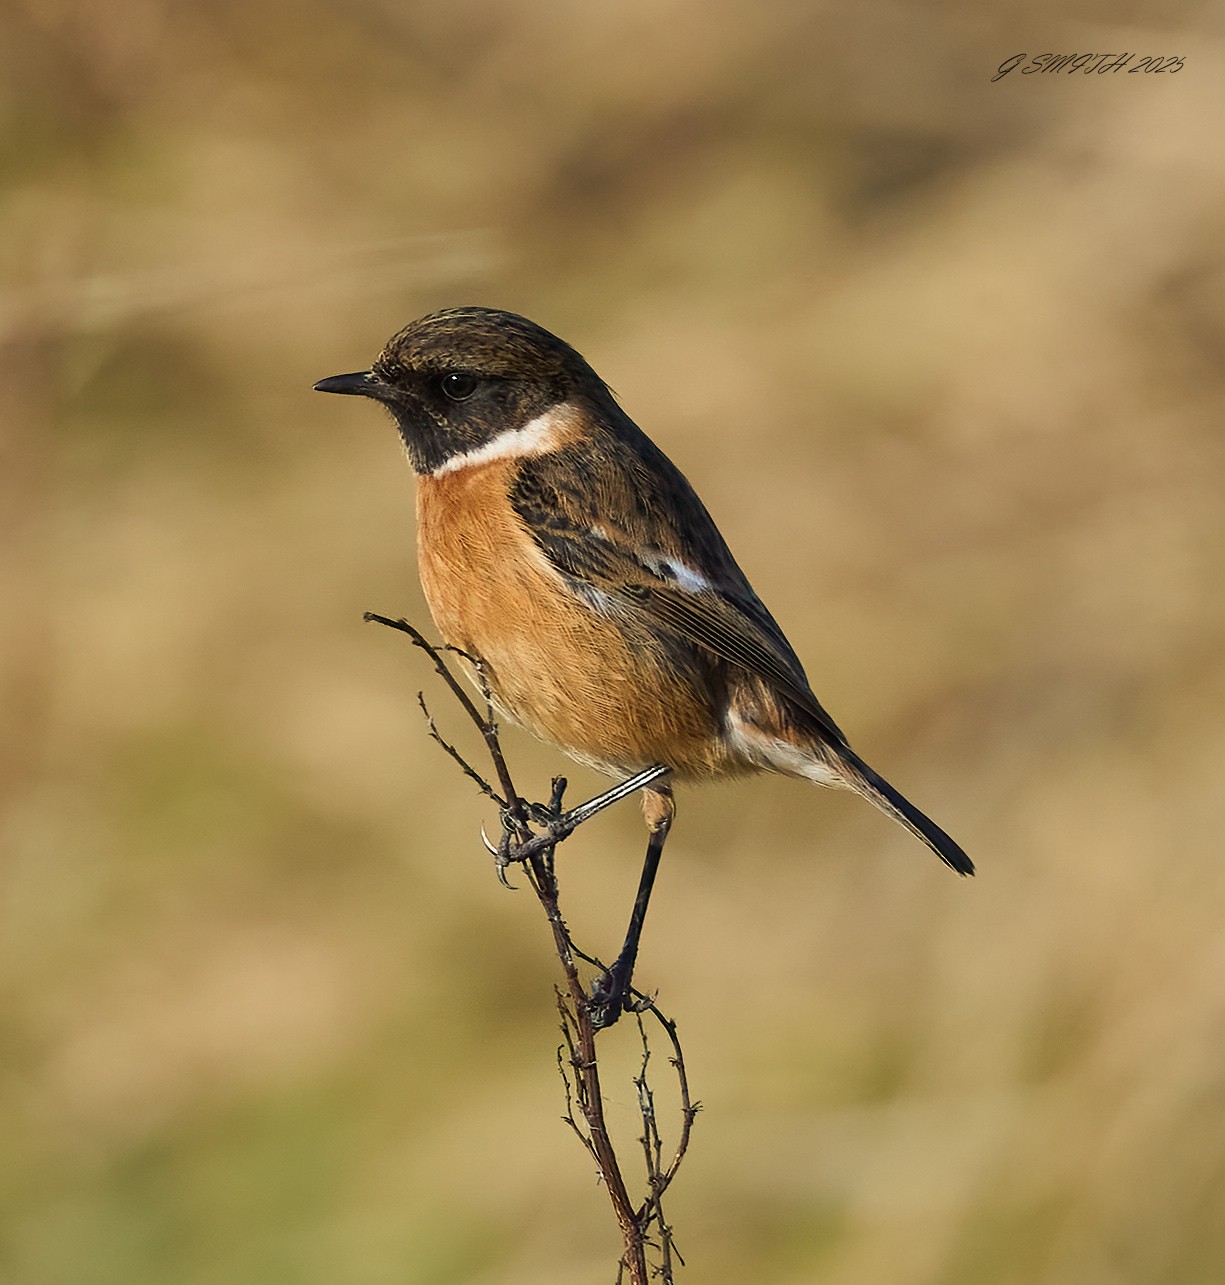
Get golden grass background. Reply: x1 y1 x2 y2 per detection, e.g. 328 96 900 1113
4 2 1225 1281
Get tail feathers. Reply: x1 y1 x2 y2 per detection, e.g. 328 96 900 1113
837 747 974 877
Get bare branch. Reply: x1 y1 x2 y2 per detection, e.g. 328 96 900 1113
368 613 698 1284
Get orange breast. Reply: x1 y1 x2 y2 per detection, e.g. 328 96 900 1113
416 459 731 779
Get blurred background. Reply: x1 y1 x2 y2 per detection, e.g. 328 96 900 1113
4 1 1225 1281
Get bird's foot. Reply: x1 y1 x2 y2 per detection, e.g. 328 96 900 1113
480 780 573 885
586 957 650 1031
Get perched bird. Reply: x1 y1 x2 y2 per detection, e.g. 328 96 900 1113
316 307 972 1023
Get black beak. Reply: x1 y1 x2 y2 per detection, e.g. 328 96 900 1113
313 370 382 397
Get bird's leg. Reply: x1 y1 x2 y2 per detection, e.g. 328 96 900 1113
502 763 671 864
586 784 675 1031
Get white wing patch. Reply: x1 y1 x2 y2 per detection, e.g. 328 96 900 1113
583 524 710 594
640 551 711 593
660 558 710 593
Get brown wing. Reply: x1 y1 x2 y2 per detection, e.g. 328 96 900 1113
511 428 848 749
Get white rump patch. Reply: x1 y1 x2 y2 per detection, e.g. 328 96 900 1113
431 403 572 477
723 710 843 786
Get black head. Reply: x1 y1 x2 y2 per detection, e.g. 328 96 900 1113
313 307 612 475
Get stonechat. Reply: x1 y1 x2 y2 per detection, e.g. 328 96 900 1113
316 307 972 1019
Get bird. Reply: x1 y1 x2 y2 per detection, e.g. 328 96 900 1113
315 306 972 1025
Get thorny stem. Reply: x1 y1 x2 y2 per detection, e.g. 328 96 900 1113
366 613 697 1284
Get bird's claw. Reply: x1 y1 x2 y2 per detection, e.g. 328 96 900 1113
480 794 580 887
480 817 519 889
586 959 638 1031
483 802 575 864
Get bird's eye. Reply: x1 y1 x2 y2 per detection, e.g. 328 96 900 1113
439 371 479 402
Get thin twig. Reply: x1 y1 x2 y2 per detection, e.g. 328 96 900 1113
365 613 529 833
556 991 600 1165
415 691 507 806
637 1002 700 1207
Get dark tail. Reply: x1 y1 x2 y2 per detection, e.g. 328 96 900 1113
837 747 974 877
